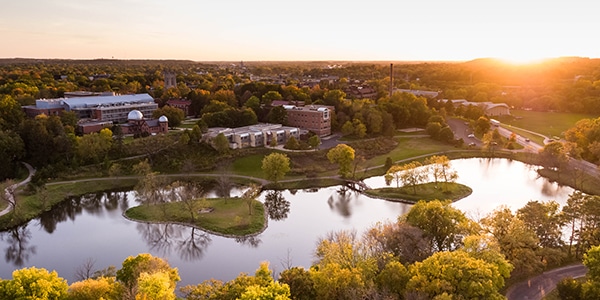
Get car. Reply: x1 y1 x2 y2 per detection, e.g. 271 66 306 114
525 138 530 142
467 134 475 138
468 142 476 147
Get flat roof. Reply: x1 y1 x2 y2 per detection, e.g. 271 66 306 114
63 93 154 109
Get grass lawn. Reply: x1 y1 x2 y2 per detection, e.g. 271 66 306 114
364 182 472 203
366 137 457 169
230 154 267 178
497 109 597 138
125 198 265 236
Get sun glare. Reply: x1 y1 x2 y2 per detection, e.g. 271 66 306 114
497 54 549 65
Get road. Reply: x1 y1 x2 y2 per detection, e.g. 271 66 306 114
506 264 587 300
447 118 482 147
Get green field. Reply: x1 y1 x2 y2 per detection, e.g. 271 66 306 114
125 198 265 236
497 109 598 138
365 182 472 203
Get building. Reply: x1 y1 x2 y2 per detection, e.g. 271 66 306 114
120 110 169 136
166 99 193 116
164 72 177 89
283 105 332 137
439 99 510 116
23 93 157 122
203 123 302 149
345 85 378 99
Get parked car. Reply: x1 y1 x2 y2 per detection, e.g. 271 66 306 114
467 134 475 138
525 138 530 142
468 142 476 147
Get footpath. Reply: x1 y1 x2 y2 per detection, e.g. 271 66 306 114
0 163 35 217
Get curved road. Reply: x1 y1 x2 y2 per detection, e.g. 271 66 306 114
0 162 36 217
506 264 587 300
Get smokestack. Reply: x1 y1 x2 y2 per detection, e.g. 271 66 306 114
389 63 394 98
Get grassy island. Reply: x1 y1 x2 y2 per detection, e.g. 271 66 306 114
364 182 472 203
124 198 266 236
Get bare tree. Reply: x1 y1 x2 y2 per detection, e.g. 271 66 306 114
74 257 97 281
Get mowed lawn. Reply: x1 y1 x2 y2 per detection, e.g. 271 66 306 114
497 109 598 138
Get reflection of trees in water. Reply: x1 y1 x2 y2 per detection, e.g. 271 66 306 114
1 225 36 267
264 191 290 221
177 227 211 261
215 176 232 198
235 235 262 248
540 179 562 197
37 191 129 234
327 186 355 217
136 223 212 261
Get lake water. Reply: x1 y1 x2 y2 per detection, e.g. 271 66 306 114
0 158 574 288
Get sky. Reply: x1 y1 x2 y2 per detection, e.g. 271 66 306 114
1 0 599 62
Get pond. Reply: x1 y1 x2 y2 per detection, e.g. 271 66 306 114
0 158 575 288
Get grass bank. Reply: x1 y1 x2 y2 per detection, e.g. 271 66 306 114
364 182 472 203
124 198 265 236
0 178 138 230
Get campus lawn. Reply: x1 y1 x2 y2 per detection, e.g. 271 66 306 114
497 109 597 138
230 154 267 178
364 182 472 203
125 198 265 236
367 137 457 169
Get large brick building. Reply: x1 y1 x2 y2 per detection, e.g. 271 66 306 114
283 105 332 137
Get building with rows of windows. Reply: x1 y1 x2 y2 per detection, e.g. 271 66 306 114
203 123 302 149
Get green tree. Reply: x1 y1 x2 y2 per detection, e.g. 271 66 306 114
517 200 564 249
267 106 287 125
404 200 472 252
539 141 569 179
152 105 184 128
341 121 354 136
352 119 367 138
0 130 25 180
76 128 113 165
327 144 355 178
399 161 427 194
424 155 458 188
213 133 230 154
244 95 261 114
474 116 491 135
308 135 320 150
262 91 283 105
0 267 69 300
284 136 300 150
481 206 544 278
261 153 291 183
426 122 442 139
0 94 25 131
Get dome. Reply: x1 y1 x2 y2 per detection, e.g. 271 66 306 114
127 110 144 121
158 115 168 123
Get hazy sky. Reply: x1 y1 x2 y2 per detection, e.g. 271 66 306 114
1 0 598 62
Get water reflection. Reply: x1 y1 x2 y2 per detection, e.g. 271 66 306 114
327 186 358 217
1 225 36 267
136 223 212 261
38 191 130 233
235 235 262 248
264 191 290 221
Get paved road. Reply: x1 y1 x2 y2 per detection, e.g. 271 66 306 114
506 264 587 300
0 162 36 217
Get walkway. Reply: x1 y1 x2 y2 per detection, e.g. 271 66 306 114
0 162 36 217
506 264 587 300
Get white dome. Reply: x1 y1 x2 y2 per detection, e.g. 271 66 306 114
127 110 144 121
158 115 168 123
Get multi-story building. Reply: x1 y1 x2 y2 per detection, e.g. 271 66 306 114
204 123 302 149
283 105 332 137
23 93 157 123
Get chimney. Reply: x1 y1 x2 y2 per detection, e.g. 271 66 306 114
389 63 394 98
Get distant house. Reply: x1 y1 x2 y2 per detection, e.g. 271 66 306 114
345 85 378 99
203 123 302 149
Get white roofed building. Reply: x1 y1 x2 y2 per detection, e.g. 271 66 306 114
203 123 302 149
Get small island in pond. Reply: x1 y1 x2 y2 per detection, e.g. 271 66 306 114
124 198 266 236
364 182 473 203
